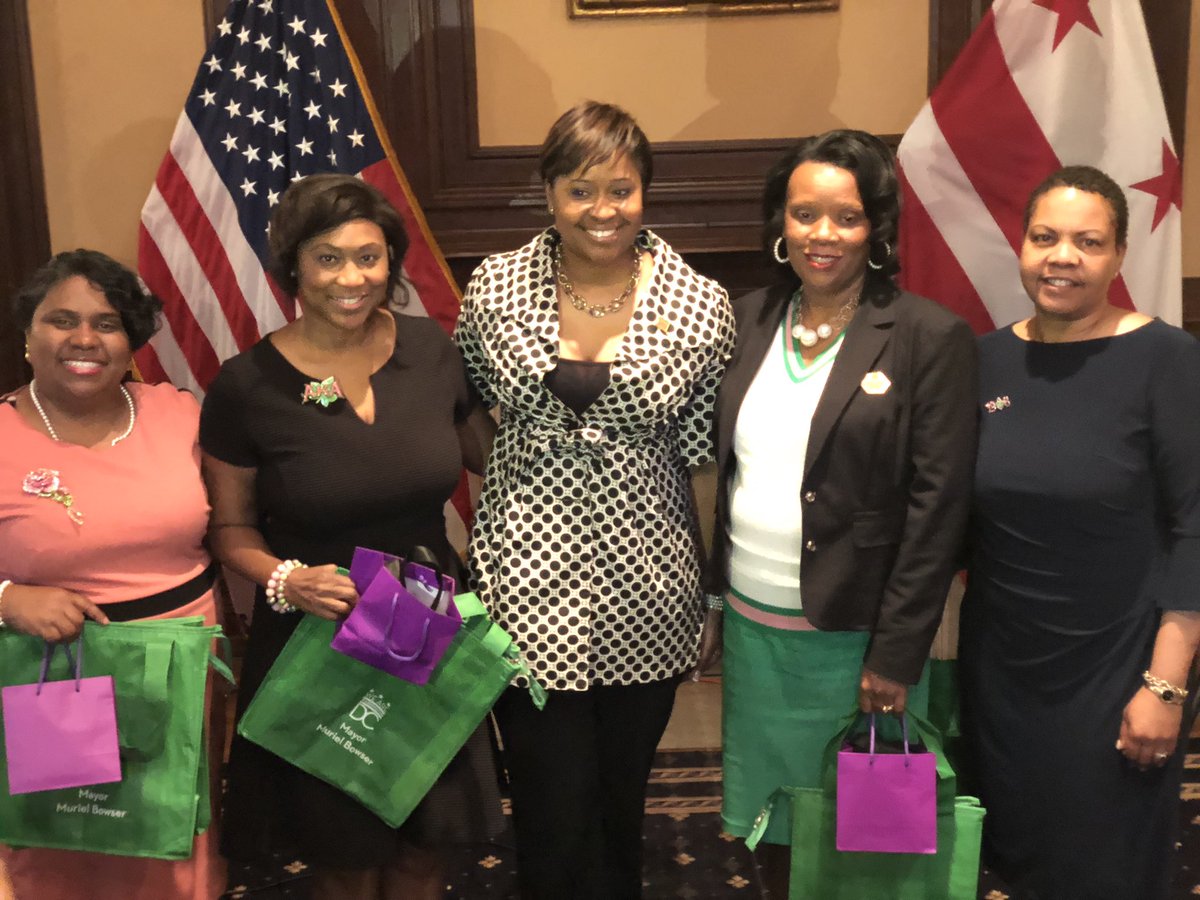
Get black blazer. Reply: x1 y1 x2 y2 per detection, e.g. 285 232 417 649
704 282 978 684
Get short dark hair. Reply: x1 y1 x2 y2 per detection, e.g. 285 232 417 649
539 100 653 190
268 174 410 298
1023 164 1128 247
762 129 901 292
13 249 162 351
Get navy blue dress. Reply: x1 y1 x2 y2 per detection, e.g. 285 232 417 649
961 320 1200 900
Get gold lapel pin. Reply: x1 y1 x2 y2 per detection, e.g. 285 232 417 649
860 371 892 395
655 316 671 334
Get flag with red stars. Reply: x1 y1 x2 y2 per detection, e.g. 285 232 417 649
896 0 1182 332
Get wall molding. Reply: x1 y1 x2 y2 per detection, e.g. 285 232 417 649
335 0 1189 260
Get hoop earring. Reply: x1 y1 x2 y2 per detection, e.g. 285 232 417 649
867 241 892 271
772 237 789 265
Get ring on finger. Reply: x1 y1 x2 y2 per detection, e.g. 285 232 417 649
881 705 895 714
1154 752 1170 762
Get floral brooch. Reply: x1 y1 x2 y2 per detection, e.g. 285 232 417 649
301 376 344 408
985 395 1012 413
23 468 83 525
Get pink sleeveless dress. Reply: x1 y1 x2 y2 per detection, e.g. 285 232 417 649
0 382 225 900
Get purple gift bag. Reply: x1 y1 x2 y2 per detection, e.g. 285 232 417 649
346 546 456 610
332 547 462 684
836 714 937 854
2 640 122 795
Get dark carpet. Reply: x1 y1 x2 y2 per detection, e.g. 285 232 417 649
222 747 1200 898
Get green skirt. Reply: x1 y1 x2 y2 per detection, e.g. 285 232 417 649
721 590 930 845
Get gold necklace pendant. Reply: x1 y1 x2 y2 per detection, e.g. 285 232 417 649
555 242 641 318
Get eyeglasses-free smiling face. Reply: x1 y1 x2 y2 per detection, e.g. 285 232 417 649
25 275 132 404
295 218 390 332
545 152 644 271
782 161 871 299
1019 186 1126 321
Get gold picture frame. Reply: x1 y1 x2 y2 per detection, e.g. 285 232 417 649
569 0 839 16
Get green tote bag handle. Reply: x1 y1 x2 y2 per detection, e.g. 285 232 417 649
116 641 173 761
454 592 547 710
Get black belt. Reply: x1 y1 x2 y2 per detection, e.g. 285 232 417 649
103 562 219 622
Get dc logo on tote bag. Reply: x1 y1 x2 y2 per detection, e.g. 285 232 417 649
348 691 389 731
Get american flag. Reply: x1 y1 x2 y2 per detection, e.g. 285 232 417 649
137 0 474 539
896 0 1182 333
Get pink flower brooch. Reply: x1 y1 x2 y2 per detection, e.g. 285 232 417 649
301 376 344 408
984 396 1012 414
23 468 83 525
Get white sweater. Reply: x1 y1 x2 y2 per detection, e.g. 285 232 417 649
727 328 842 609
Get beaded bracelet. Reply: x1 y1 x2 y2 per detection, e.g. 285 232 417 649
0 579 11 628
703 592 725 612
266 559 305 613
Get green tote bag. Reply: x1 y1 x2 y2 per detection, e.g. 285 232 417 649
238 592 545 828
0 618 232 860
747 710 985 900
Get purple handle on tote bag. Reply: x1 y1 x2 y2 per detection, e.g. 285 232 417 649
2 639 123 795
835 713 937 854
332 550 462 684
386 601 431 663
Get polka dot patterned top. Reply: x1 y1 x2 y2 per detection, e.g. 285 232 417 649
455 229 736 690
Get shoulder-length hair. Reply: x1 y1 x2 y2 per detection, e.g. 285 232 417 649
762 129 901 293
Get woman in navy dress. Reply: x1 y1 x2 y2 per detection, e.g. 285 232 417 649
961 165 1200 899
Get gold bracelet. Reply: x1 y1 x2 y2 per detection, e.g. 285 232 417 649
1143 670 1188 706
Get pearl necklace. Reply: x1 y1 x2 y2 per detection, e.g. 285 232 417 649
29 380 136 447
554 241 641 318
791 288 860 348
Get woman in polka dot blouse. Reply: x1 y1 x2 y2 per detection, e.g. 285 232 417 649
702 130 978 895
454 100 735 899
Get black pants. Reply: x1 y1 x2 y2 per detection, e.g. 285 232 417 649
493 677 680 900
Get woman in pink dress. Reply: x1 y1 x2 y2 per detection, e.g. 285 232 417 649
0 250 224 899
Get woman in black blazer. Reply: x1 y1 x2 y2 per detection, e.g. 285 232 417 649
698 130 978 892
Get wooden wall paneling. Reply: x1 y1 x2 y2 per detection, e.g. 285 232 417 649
335 0 803 257
0 0 51 394
204 0 224 38
339 0 1190 264
927 0 991 90
198 2 1193 306
1142 0 1191 155
1184 278 1200 339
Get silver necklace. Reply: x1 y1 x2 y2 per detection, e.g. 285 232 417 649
29 379 136 447
791 288 860 348
554 241 641 318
